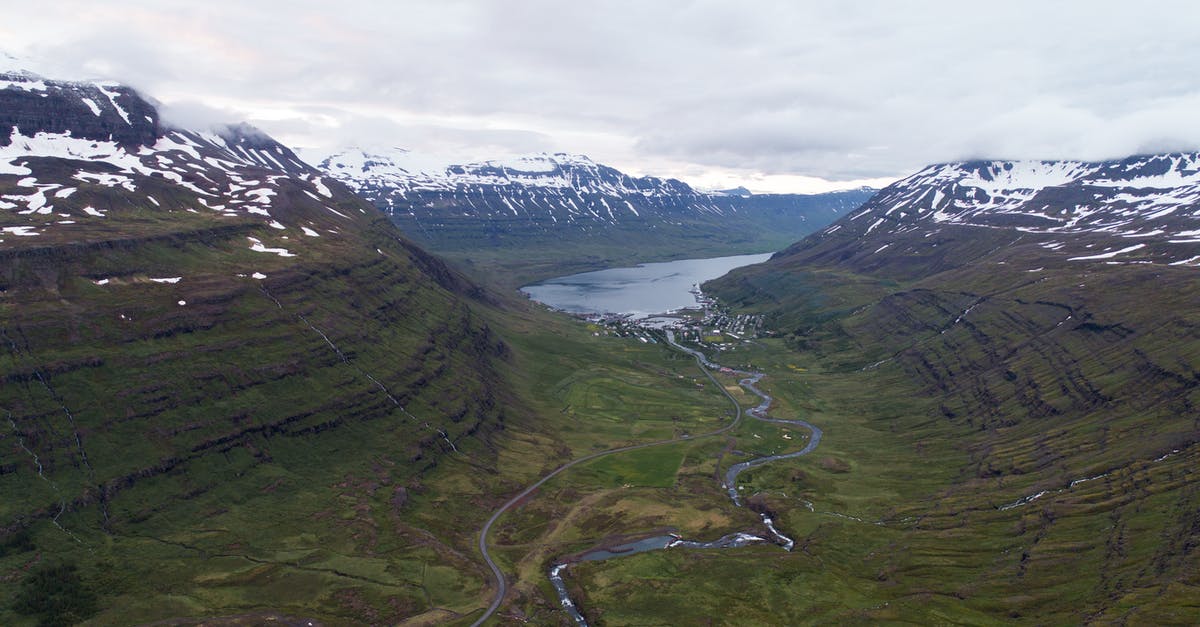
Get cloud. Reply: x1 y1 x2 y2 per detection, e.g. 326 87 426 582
5 1 1200 191
156 100 244 131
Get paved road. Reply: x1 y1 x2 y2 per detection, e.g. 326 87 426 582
470 331 749 626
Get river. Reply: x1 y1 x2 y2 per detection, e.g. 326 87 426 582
543 330 822 625
520 252 772 318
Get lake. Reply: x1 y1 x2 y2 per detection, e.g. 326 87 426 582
521 252 772 318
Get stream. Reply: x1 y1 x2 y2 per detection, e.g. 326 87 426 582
547 329 822 624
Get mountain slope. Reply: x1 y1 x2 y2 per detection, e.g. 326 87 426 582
0 69 779 626
705 155 1200 622
319 148 874 284
0 70 514 624
792 155 1200 278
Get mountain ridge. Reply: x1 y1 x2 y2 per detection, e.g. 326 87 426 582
320 146 874 222
813 153 1200 270
318 147 875 285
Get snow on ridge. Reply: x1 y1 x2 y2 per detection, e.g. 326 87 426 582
868 153 1200 236
0 71 355 252
1089 168 1200 189
479 154 560 173
320 147 686 202
836 153 1200 267
0 75 49 93
0 124 333 237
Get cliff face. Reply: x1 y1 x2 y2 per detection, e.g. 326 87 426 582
0 71 160 148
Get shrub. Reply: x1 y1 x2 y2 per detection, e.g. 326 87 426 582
13 562 98 627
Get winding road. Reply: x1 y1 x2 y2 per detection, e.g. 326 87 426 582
470 329 816 625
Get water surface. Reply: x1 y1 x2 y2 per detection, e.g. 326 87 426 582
521 252 772 318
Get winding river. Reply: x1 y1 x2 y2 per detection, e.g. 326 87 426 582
541 331 823 624
470 299 821 626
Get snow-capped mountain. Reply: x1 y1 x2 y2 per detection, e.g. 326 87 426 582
0 68 359 248
803 155 1200 270
317 147 875 260
321 149 695 206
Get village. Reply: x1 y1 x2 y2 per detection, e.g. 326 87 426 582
577 284 767 361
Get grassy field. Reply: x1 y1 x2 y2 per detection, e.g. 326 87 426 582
494 319 1197 624
480 330 983 624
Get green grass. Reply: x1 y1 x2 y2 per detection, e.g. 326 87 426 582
458 245 1200 625
2 177 517 624
571 445 689 489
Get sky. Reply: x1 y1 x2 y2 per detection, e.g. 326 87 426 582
3 1 1200 193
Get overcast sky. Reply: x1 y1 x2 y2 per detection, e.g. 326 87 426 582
4 1 1200 193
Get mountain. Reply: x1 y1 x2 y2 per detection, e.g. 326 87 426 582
714 186 753 197
0 69 514 623
318 148 875 284
1 67 803 627
805 156 1200 274
705 154 1200 622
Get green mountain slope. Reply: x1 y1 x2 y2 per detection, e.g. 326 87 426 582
701 160 1200 622
0 70 525 624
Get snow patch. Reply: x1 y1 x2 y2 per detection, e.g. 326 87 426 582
74 171 136 192
1067 244 1146 261
79 97 102 116
247 236 296 257
311 177 333 198
95 83 131 124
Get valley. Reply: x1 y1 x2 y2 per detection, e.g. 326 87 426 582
2 60 1198 627
318 149 873 287
0 69 753 624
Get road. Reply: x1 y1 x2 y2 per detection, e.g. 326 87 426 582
472 329 753 619
470 330 776 625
